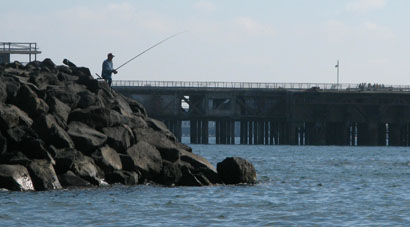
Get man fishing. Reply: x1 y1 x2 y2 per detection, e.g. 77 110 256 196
101 53 117 86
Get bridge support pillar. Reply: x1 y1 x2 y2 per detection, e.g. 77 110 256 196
257 120 264 144
216 121 220 144
240 120 248 144
269 121 277 145
389 123 404 146
357 122 379 146
306 122 326 145
201 120 209 144
190 120 198 144
248 121 253 145
325 122 350 145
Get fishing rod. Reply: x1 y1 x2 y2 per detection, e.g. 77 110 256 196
115 31 187 71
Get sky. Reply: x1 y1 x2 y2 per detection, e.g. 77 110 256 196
2 0 410 85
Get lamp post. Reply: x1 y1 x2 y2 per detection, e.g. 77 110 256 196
335 60 340 89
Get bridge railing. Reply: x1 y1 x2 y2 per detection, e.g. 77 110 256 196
112 80 410 92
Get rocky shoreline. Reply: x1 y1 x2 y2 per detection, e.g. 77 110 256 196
0 59 256 191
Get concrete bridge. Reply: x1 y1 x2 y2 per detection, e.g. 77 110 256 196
113 80 410 146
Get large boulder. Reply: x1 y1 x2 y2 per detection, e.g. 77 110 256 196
11 84 49 118
58 170 92 188
68 106 126 129
125 141 162 180
70 154 106 186
46 96 71 128
27 159 62 190
0 104 33 130
105 170 139 185
217 157 257 184
91 146 122 173
102 126 133 153
0 164 34 191
67 121 107 153
32 114 74 149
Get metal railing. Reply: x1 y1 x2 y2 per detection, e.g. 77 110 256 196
112 80 410 92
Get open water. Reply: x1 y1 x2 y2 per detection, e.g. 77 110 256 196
1 145 410 226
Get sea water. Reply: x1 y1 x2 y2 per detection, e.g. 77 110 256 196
1 145 410 226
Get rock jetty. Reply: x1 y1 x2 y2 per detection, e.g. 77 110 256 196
0 59 256 191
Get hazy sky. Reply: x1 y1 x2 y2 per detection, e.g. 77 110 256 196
2 0 410 85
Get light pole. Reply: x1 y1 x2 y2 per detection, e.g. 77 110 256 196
335 60 340 89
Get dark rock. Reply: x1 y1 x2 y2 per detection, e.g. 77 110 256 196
57 72 78 82
58 170 91 187
68 106 126 128
71 67 92 77
3 75 21 102
45 83 83 108
158 160 182 186
3 151 31 166
126 141 162 180
0 80 6 103
46 96 71 128
158 148 181 163
123 96 147 117
67 121 107 153
28 71 61 90
25 61 41 69
12 84 49 118
119 154 135 171
77 90 102 108
105 170 139 185
32 114 74 149
0 104 33 130
179 165 211 186
217 157 257 184
56 65 72 74
110 95 134 117
0 164 34 191
91 146 122 173
40 58 56 70
0 132 6 155
7 61 24 69
28 159 62 190
179 149 220 184
5 126 38 149
133 127 177 151
62 59 77 68
53 148 78 175
147 118 176 141
70 154 105 186
102 126 133 153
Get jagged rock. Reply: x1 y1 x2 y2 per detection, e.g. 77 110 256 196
126 141 162 180
53 148 79 175
147 118 176 140
77 90 104 108
45 84 82 108
56 65 72 74
28 159 62 190
28 71 61 90
105 170 139 185
102 126 133 153
32 114 74 149
158 160 182 186
67 121 107 153
12 84 49 118
46 96 71 128
217 157 257 184
179 149 220 185
3 75 21 102
0 164 34 191
133 127 177 150
58 170 91 187
40 58 57 70
0 80 6 103
118 154 135 171
68 106 126 129
123 96 147 117
0 104 33 130
62 59 77 67
111 95 134 117
0 132 6 155
71 154 105 186
158 147 181 163
2 151 31 166
91 146 122 173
